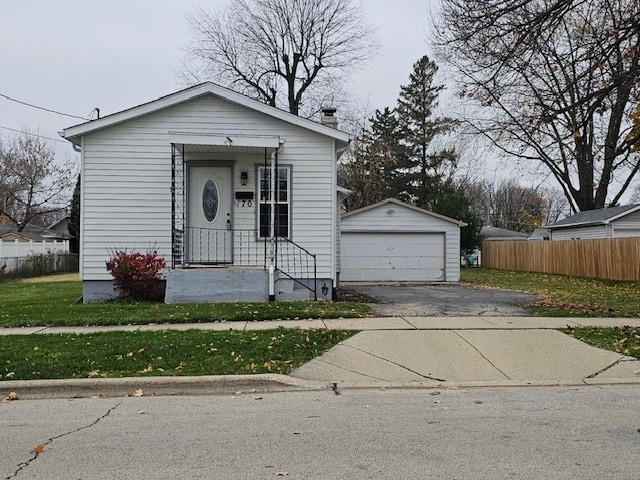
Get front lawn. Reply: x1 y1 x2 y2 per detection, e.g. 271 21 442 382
562 326 640 359
0 328 356 381
0 275 371 328
461 268 640 317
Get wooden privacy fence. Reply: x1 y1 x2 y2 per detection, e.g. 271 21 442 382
482 238 640 281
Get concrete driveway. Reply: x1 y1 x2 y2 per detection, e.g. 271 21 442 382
341 283 538 317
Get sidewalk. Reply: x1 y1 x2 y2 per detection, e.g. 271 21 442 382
2 316 640 398
3 315 640 336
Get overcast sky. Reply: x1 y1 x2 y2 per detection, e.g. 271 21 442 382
0 0 445 163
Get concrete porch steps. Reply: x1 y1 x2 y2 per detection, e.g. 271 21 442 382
165 268 317 303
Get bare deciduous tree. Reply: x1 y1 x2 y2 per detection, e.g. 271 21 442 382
462 178 569 232
181 0 378 117
434 0 640 212
0 130 76 231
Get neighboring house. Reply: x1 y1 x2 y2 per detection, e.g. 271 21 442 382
0 224 70 263
481 226 529 241
49 214 72 238
340 198 466 282
61 82 350 303
0 224 67 242
528 228 551 241
546 204 640 240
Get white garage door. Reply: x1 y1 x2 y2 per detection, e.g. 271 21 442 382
340 232 445 281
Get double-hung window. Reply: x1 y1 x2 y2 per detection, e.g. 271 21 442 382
258 166 290 238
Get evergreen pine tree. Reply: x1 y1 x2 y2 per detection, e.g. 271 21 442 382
396 55 456 210
341 107 406 211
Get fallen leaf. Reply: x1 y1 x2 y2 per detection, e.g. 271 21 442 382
91 393 108 399
254 396 263 400
2 391 19 402
475 401 483 404
128 388 144 397
274 472 289 477
138 410 148 415
32 445 45 454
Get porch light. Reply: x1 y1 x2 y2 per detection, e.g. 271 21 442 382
240 171 248 185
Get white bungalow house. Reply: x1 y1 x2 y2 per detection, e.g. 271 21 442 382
61 83 350 303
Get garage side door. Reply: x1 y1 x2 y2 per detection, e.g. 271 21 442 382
340 232 445 281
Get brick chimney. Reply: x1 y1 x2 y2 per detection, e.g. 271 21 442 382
320 108 338 129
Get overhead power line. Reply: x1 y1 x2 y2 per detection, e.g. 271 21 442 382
0 93 89 121
0 124 67 144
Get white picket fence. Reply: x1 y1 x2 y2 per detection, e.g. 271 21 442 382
0 239 69 259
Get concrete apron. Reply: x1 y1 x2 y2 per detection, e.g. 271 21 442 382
290 329 640 388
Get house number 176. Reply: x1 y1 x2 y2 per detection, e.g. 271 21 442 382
236 199 253 207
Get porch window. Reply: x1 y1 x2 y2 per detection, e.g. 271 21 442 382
258 166 290 238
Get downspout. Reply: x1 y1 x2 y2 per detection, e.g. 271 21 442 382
268 149 277 301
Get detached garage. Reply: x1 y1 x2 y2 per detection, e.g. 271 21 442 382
340 198 466 282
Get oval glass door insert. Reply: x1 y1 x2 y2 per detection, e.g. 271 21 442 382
202 179 219 222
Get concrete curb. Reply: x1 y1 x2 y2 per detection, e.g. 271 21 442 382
3 373 640 401
0 374 329 400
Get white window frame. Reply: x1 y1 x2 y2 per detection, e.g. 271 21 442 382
257 165 291 238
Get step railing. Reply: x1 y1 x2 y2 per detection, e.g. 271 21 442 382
275 236 318 300
173 228 317 300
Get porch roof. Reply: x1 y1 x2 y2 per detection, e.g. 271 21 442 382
169 132 282 154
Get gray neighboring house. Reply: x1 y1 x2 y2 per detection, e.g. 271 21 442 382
527 228 551 241
0 224 68 242
481 226 529 241
546 204 640 240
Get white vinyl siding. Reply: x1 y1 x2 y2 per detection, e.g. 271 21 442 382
550 225 612 240
79 95 337 281
340 202 462 282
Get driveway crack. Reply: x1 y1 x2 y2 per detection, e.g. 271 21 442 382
342 344 446 382
6 401 122 479
452 331 511 380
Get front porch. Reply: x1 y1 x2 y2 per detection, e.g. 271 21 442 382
166 226 323 303
169 135 325 302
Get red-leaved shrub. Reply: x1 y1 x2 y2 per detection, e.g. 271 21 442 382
105 249 166 301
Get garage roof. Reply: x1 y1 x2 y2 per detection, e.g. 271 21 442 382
342 198 467 226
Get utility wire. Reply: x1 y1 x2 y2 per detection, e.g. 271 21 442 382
0 124 67 144
0 93 89 121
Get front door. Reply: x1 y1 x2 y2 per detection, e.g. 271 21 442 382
188 165 233 263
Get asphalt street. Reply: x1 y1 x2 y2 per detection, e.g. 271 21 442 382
2 386 639 479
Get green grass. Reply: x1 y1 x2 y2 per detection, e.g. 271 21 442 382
0 328 356 381
0 277 371 328
461 268 640 317
562 326 640 359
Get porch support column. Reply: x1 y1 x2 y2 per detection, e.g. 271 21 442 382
268 149 277 301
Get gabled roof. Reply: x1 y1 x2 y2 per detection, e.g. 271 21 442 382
527 228 551 240
0 224 67 241
547 204 640 229
61 82 351 149
342 198 467 226
481 226 529 239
